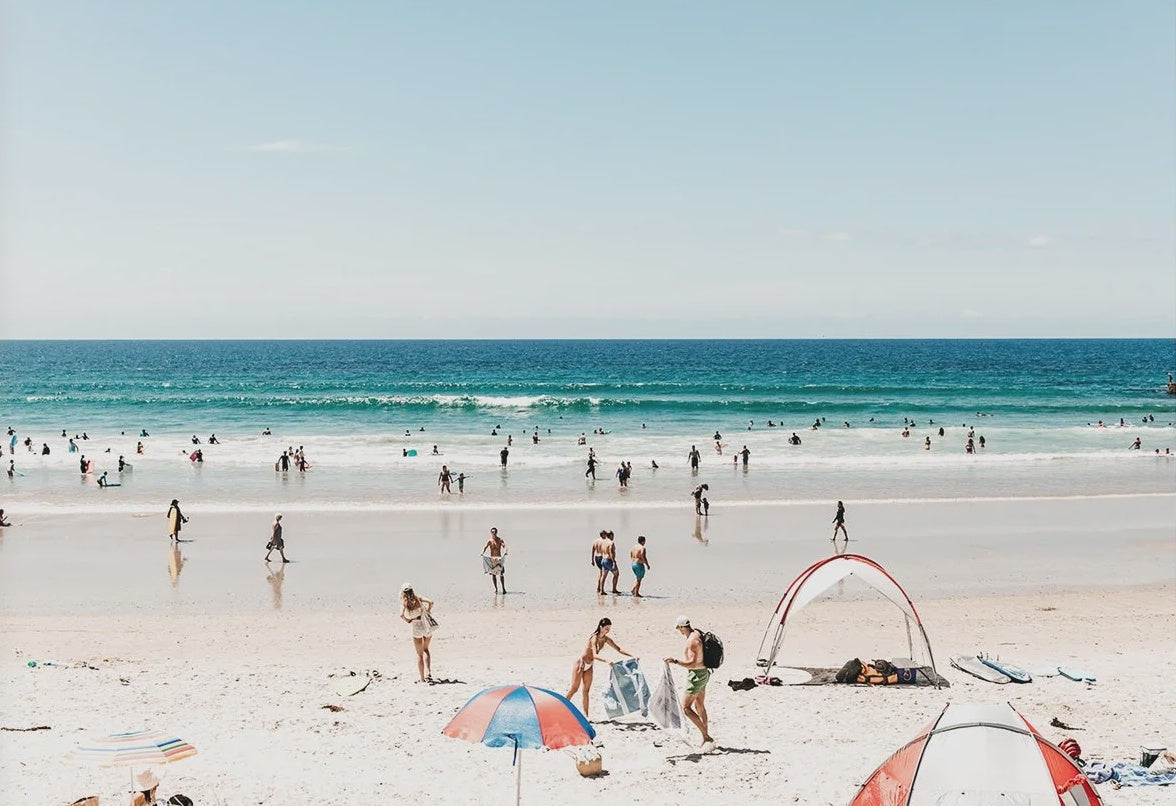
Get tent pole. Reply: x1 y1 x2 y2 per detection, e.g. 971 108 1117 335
904 615 914 660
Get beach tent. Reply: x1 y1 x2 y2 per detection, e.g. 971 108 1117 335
756 554 939 685
849 702 1104 805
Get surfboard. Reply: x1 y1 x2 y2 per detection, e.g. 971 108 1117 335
189 451 199 462
979 656 1032 683
950 655 1010 684
406 450 417 457
168 510 181 535
1058 666 1096 683
332 674 371 697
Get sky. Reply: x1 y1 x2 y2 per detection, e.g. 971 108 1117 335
1 1 1173 339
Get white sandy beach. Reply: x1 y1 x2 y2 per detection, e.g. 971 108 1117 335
2 496 1174 804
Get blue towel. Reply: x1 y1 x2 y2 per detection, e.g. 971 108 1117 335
602 658 650 719
1084 761 1176 786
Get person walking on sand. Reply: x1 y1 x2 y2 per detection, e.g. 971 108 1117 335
265 513 289 562
666 616 714 750
832 500 848 541
400 583 435 683
630 536 650 597
602 530 622 594
482 527 508 594
566 617 633 719
438 464 453 493
166 499 188 542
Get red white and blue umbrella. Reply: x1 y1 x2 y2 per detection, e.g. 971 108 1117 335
72 729 197 793
443 685 596 804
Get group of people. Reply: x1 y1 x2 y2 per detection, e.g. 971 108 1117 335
590 530 652 597
565 615 714 748
275 446 310 472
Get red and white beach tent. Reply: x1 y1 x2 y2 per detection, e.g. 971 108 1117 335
756 554 939 684
850 702 1103 805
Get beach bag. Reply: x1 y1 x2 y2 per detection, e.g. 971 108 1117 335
424 611 439 629
697 630 724 670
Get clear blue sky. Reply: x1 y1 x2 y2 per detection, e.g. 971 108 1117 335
2 2 1173 338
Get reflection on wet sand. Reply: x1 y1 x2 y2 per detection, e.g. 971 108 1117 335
266 561 285 610
168 545 185 587
692 515 709 546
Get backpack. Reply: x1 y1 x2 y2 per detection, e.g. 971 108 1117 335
695 629 724 669
835 658 863 684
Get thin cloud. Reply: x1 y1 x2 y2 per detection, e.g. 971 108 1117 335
243 139 344 153
1027 235 1053 248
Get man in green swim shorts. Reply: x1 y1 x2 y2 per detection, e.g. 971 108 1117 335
665 616 715 750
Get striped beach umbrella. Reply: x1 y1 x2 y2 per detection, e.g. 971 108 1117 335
443 685 595 805
72 729 197 793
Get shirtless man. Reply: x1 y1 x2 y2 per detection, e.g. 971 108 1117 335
687 445 701 472
630 536 650 597
590 530 610 595
603 531 621 594
665 616 714 749
481 527 507 593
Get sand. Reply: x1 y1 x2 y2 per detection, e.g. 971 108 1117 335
2 495 1174 804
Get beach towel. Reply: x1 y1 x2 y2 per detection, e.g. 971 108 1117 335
648 662 689 734
602 658 650 719
1084 761 1176 786
481 556 505 577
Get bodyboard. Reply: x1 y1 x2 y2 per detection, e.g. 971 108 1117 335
979 656 1032 683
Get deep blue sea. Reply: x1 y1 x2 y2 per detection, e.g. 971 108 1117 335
2 339 1174 511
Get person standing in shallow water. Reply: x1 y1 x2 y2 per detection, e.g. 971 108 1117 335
832 500 848 541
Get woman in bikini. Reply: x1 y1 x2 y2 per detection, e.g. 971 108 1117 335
400 583 435 683
565 617 633 719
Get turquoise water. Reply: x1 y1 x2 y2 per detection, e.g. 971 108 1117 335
2 339 1174 510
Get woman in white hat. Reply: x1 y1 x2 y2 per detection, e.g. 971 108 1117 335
131 768 160 805
399 583 435 683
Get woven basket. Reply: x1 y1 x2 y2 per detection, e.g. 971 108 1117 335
575 755 603 777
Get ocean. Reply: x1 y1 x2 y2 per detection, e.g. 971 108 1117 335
2 339 1174 512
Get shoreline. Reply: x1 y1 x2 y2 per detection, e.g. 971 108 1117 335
4 488 1175 517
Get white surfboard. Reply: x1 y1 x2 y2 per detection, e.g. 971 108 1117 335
332 674 372 696
950 655 1010 684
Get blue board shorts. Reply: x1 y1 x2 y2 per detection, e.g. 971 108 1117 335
631 562 646 579
600 558 616 573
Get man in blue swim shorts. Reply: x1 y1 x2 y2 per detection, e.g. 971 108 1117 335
630 535 650 597
591 530 609 595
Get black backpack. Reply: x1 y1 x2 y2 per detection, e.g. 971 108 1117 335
696 629 724 669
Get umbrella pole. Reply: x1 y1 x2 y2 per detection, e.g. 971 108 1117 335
515 749 521 806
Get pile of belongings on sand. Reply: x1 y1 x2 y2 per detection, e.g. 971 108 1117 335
835 658 920 685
